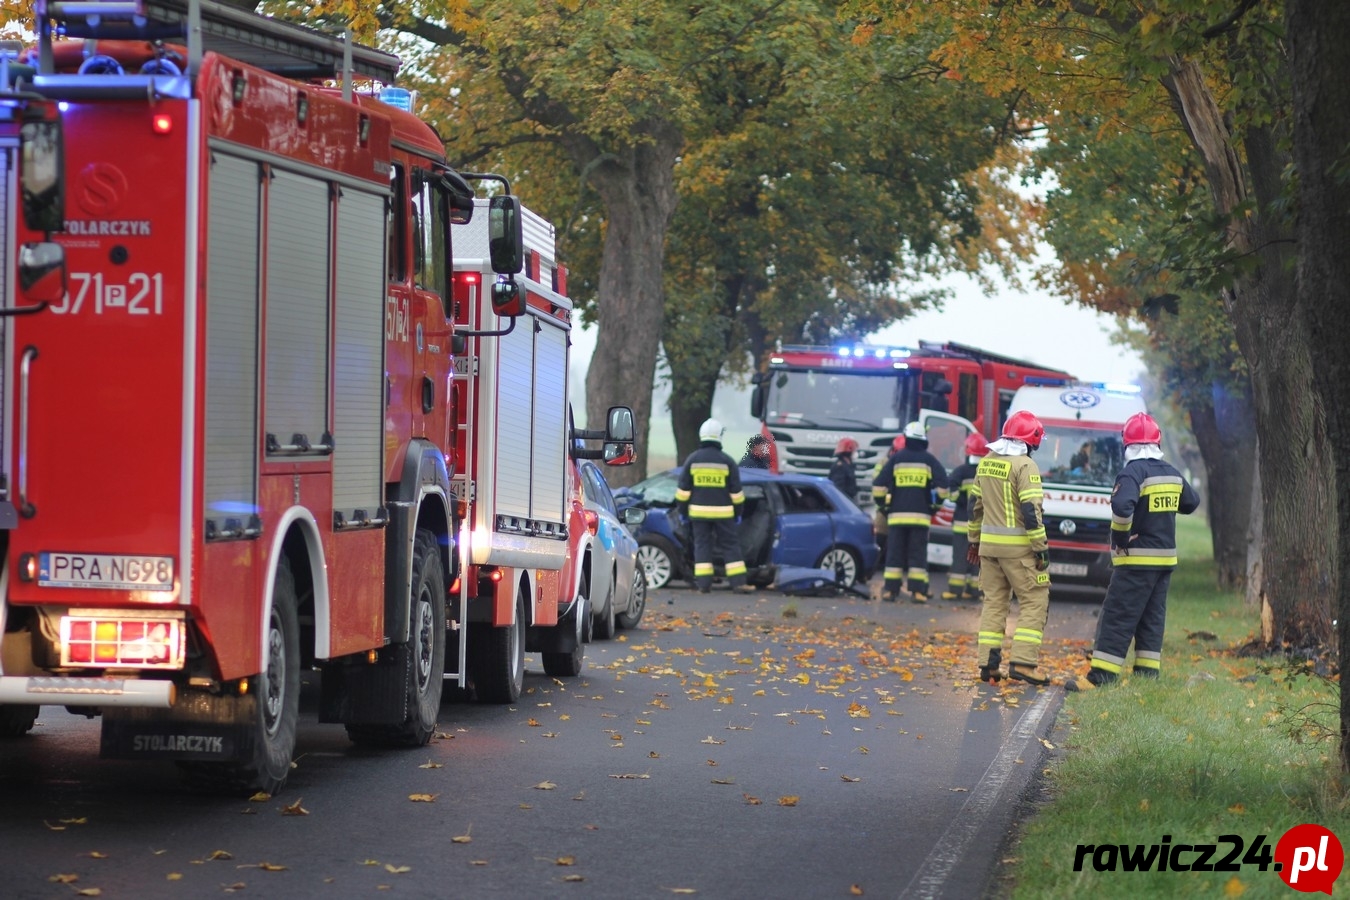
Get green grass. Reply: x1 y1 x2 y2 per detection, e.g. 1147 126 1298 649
1012 517 1350 898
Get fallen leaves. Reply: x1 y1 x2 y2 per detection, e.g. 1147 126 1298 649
533 781 557 791
281 798 309 816
777 796 800 807
408 793 439 802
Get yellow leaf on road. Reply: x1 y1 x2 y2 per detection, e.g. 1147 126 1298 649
281 798 309 816
409 793 439 802
840 775 861 783
208 851 234 861
48 874 79 884
777 795 800 807
534 781 557 790
555 856 576 866
248 792 271 802
419 760 444 769
385 864 411 874
700 736 725 745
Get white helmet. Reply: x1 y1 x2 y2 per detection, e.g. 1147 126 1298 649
699 418 725 442
903 421 927 440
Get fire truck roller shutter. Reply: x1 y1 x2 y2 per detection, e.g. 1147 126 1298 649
0 142 10 504
332 187 386 520
205 154 262 534
264 170 331 459
493 315 534 520
531 320 568 524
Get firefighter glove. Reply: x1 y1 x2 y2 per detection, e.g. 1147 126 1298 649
1111 529 1130 552
1034 550 1050 571
966 543 980 567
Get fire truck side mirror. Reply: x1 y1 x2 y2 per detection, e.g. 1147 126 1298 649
750 384 764 419
18 241 66 302
19 114 65 234
487 195 523 275
490 278 525 317
602 406 636 467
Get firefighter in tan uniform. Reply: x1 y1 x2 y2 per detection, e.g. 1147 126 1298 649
967 411 1051 685
675 418 749 593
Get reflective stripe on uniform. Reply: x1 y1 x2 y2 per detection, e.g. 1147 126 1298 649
1112 549 1178 567
1013 627 1042 646
907 569 928 584
887 512 931 526
694 562 715 577
978 630 1004 647
724 561 747 576
1091 650 1126 673
688 503 736 519
689 462 730 487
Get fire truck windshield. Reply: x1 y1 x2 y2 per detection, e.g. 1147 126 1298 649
1038 426 1123 489
764 369 911 431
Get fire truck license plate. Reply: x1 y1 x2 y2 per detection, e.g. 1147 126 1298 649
39 553 175 591
1048 562 1089 578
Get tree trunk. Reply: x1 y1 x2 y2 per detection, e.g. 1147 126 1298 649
669 371 718 466
1165 57 1334 652
571 123 683 486
1186 381 1256 590
1286 0 1350 768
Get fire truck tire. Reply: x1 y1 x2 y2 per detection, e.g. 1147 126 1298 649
593 577 617 641
346 529 446 747
616 568 647 630
0 704 38 737
181 558 300 796
542 570 588 677
469 590 526 704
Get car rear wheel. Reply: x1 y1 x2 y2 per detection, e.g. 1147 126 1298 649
816 546 862 587
616 568 647 630
636 537 680 590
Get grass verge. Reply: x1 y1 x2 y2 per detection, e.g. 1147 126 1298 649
1011 516 1349 898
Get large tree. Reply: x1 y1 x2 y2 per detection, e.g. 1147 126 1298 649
855 0 1332 651
1285 0 1350 768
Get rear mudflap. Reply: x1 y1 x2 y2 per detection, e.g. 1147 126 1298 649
100 690 257 762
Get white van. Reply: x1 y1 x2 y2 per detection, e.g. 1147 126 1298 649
1005 381 1148 589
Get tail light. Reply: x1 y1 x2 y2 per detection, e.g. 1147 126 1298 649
60 612 185 669
583 510 599 536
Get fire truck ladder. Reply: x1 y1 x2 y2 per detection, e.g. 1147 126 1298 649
916 339 1071 374
33 0 399 95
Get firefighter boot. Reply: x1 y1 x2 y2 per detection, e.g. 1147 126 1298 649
1063 669 1116 692
1007 663 1050 686
978 649 1003 684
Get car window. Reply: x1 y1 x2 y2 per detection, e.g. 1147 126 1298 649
779 483 833 513
586 465 619 516
632 470 679 505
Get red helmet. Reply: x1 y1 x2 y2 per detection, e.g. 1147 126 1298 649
1001 410 1045 449
835 437 859 456
1122 412 1162 446
964 433 989 457
891 435 906 453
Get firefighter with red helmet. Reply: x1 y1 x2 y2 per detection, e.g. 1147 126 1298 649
676 418 751 593
872 422 948 602
941 432 989 601
829 437 860 504
1065 412 1199 691
968 411 1052 684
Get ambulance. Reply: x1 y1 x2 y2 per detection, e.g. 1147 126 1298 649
1005 381 1148 589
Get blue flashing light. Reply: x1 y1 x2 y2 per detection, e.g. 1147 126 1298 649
890 349 910 359
58 101 69 112
836 347 851 357
378 87 414 113
1096 382 1142 394
893 362 909 370
1023 376 1070 387
852 347 865 358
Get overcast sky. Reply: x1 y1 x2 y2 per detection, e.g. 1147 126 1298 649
571 270 1145 469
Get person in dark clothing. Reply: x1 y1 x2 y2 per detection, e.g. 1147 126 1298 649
941 432 988 601
740 433 772 469
676 418 751 593
828 438 860 505
1064 413 1200 691
871 422 947 603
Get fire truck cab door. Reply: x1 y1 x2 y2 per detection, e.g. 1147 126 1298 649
917 410 977 477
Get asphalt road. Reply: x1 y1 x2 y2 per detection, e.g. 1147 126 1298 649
0 574 1104 900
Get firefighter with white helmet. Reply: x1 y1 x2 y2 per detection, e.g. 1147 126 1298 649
968 410 1052 684
675 418 751 593
942 432 989 601
1065 412 1199 691
829 437 860 505
872 422 947 602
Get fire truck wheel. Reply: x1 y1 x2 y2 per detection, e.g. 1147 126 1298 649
182 558 300 795
542 571 588 678
469 589 526 704
0 704 38 737
593 576 617 641
816 546 862 587
616 568 647 630
347 529 446 747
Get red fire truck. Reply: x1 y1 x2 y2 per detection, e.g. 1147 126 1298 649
0 0 632 794
448 196 634 703
751 340 1073 495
